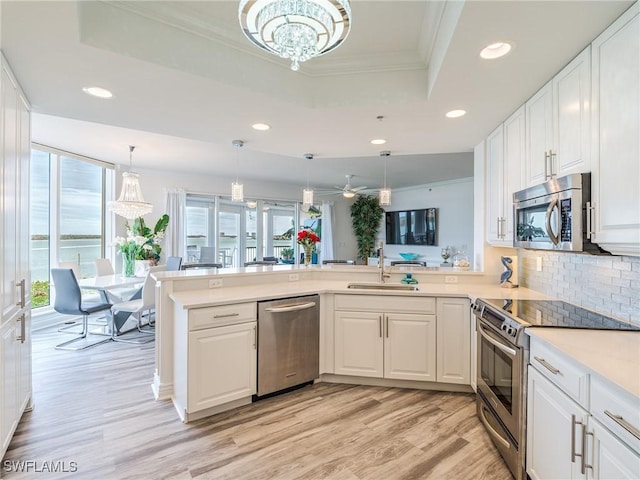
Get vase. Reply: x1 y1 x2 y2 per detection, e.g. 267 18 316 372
303 245 313 266
122 251 136 277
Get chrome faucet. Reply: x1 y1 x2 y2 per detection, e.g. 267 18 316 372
378 241 391 283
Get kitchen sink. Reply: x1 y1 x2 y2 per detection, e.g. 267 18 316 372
347 282 419 291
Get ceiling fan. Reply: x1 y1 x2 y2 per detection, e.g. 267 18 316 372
318 174 370 198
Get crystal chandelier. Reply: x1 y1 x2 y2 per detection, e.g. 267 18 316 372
238 0 352 71
108 146 153 219
232 140 244 202
379 150 391 206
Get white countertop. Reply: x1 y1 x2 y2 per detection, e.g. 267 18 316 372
169 279 551 309
528 328 640 399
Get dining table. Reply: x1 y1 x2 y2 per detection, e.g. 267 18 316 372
78 274 144 334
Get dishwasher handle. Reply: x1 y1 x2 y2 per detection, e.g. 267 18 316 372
264 301 317 313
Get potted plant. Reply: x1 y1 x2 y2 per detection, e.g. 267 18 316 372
350 195 385 263
280 247 294 264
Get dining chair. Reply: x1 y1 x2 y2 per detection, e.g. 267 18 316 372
390 260 427 266
109 265 165 344
244 260 277 266
166 256 183 271
95 258 115 276
322 260 355 265
199 246 216 264
181 263 222 270
51 268 113 351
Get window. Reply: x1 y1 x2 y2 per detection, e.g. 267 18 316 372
184 195 304 266
29 147 113 310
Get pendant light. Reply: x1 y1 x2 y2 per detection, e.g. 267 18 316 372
231 140 244 202
303 153 314 206
108 145 153 219
379 150 391 206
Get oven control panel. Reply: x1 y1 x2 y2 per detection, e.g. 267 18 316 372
500 319 519 338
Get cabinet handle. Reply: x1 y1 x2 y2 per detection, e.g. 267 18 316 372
549 150 556 178
544 151 550 180
15 314 26 343
16 279 26 307
571 414 583 464
385 315 389 338
253 326 257 350
379 315 382 338
586 201 595 240
581 425 594 474
213 312 240 319
604 410 640 440
534 356 560 375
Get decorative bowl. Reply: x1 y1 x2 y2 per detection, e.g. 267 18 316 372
399 252 420 261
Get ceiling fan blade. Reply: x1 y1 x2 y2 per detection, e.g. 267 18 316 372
352 186 368 192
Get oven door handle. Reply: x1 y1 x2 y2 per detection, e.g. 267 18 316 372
545 197 560 245
478 402 512 450
478 323 517 358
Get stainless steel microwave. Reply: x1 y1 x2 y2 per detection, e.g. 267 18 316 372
513 173 608 254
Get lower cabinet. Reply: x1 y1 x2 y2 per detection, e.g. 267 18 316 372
590 416 640 480
173 302 257 422
333 295 471 385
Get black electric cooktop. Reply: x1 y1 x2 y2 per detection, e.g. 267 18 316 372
483 298 640 331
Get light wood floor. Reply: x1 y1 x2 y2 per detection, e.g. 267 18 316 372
3 323 512 479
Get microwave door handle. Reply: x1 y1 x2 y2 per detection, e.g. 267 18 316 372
545 197 560 245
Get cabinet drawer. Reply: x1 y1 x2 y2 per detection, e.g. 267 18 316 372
335 294 435 314
530 338 589 408
591 375 640 453
188 302 257 331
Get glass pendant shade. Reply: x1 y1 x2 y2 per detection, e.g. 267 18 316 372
108 146 153 219
379 187 391 206
232 181 244 202
239 0 351 71
303 188 314 205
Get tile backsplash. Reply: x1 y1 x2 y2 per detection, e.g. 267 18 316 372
519 250 640 326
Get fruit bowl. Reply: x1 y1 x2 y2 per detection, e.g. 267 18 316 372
399 252 420 261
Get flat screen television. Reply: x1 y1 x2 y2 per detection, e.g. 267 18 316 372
385 208 437 245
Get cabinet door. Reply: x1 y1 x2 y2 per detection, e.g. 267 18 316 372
470 313 477 392
187 322 257 412
334 311 383 378
384 313 436 381
554 47 591 177
486 124 506 244
525 81 554 186
527 367 587 480
590 417 640 480
436 298 470 385
1 320 19 455
502 106 525 243
591 4 640 255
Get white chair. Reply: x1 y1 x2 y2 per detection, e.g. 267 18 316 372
94 258 140 302
109 265 165 344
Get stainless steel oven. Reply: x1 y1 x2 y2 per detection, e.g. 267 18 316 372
473 300 530 480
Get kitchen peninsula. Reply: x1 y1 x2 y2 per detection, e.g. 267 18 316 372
152 264 550 420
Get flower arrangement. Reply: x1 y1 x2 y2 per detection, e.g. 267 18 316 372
297 228 320 266
114 214 169 276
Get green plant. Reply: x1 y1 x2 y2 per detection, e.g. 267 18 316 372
128 214 170 262
280 247 294 259
31 280 50 308
350 195 385 262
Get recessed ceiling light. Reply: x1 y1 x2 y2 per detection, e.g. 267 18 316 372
371 139 387 145
252 123 271 131
480 42 512 60
446 109 466 118
82 86 113 99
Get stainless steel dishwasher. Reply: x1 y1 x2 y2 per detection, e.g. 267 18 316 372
257 295 320 397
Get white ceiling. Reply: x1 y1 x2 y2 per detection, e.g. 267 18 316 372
0 0 633 192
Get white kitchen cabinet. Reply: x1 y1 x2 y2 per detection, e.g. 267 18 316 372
590 416 640 480
470 312 477 392
525 47 591 186
486 106 524 246
334 295 436 382
527 366 588 480
173 302 257 422
436 297 470 385
334 310 384 378
384 313 436 382
0 55 32 460
590 2 640 256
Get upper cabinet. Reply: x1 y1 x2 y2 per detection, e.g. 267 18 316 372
486 106 525 246
590 2 640 256
525 47 591 187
